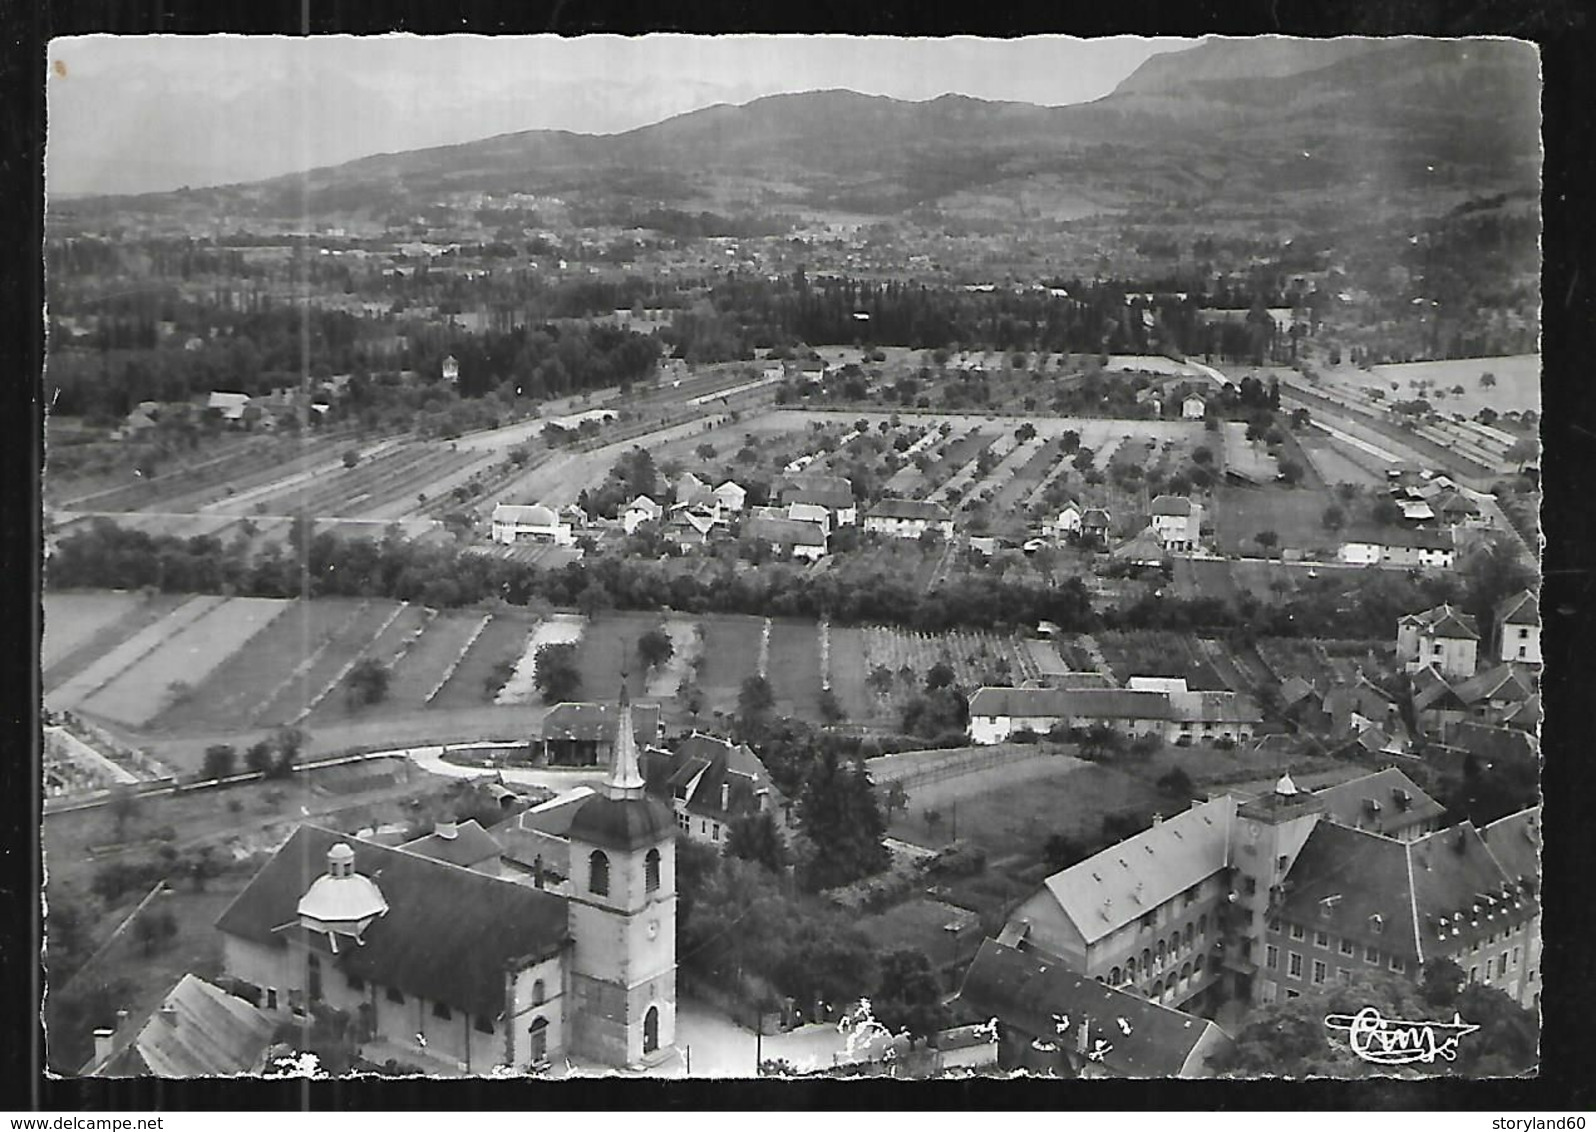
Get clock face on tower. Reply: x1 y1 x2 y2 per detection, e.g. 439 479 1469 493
648 919 660 940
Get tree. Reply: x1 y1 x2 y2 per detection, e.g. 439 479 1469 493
867 665 895 697
726 811 788 874
342 448 360 469
1042 832 1086 870
737 674 776 731
1479 372 1497 388
1078 723 1122 761
1156 767 1195 797
873 949 949 1043
1321 504 1346 533
636 626 675 672
925 661 956 691
796 749 889 891
1504 438 1538 471
1277 459 1304 487
884 781 909 822
818 687 846 724
109 786 141 840
271 726 305 778
534 642 582 703
133 906 178 957
345 657 390 707
1370 498 1403 526
1254 530 1279 557
201 744 237 781
1191 446 1214 467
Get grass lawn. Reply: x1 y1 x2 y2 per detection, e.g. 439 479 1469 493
382 611 485 705
695 614 768 719
254 601 407 728
1211 482 1339 557
42 591 147 671
826 626 888 728
765 618 823 720
573 611 663 702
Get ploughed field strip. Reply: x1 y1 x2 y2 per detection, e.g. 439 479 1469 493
47 595 228 713
41 590 146 672
80 596 292 728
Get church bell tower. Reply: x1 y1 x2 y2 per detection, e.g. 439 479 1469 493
563 679 678 1066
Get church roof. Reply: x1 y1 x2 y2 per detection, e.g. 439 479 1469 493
567 793 675 851
399 819 503 870
216 826 569 1019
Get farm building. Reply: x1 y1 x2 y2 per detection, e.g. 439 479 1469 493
1396 604 1478 679
780 474 858 526
1050 504 1083 538
215 700 681 1074
1111 528 1168 567
1452 663 1537 722
442 355 459 384
675 472 710 506
541 701 662 766
1338 525 1455 569
1079 508 1112 541
1149 495 1203 552
1412 666 1470 738
956 939 1234 1078
966 686 1259 746
864 498 954 541
491 503 576 547
1181 394 1207 420
785 501 833 536
82 974 276 1078
742 515 828 561
1494 590 1540 665
640 732 792 847
665 508 719 550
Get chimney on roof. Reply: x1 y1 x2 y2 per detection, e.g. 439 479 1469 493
721 781 731 813
1077 1016 1091 1056
1151 813 1163 825
92 1028 115 1064
436 821 459 841
160 1005 178 1027
756 788 768 813
116 1008 130 1032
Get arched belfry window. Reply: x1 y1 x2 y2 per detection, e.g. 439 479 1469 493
589 850 610 896
643 1006 660 1054
645 848 661 895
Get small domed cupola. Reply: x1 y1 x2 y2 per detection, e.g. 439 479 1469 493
297 842 388 944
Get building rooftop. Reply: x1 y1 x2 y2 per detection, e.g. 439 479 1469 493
1039 797 1237 946
969 686 1177 722
1401 603 1479 640
1149 495 1195 517
1496 590 1539 627
957 939 1233 1077
867 497 953 522
541 702 661 745
1313 767 1446 836
398 819 503 870
493 503 559 527
83 974 276 1078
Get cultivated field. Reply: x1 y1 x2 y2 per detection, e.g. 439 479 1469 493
80 597 291 727
496 614 586 705
46 595 228 713
429 612 534 709
1315 354 1539 418
41 591 144 670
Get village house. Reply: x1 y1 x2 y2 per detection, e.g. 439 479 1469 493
779 474 858 526
665 507 719 550
1396 604 1479 680
1338 526 1456 569
966 686 1261 746
441 355 459 384
1079 508 1113 543
215 690 679 1073
491 503 576 547
785 501 833 536
83 974 277 1078
1111 528 1168 568
956 939 1234 1078
206 390 252 424
1451 663 1537 723
674 472 709 507
742 514 828 561
639 732 791 846
1494 590 1540 665
863 498 955 541
1050 503 1083 539
1181 394 1207 420
622 494 664 534
711 480 747 513
1411 666 1470 739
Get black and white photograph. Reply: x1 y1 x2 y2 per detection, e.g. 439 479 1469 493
38 32 1543 1083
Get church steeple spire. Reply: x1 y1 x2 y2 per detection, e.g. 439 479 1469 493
606 670 644 798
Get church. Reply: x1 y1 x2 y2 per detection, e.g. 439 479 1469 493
214 686 678 1074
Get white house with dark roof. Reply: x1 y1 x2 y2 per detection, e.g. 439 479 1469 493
622 494 663 533
639 732 791 846
1149 496 1202 551
1494 590 1540 665
1181 394 1207 420
1396 604 1479 679
968 686 1260 746
1339 525 1455 569
780 474 857 526
863 497 954 540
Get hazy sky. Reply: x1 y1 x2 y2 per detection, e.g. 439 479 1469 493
46 35 1194 196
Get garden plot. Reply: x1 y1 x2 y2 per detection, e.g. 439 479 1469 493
47 595 228 712
496 613 587 705
645 617 700 700
764 618 823 720
306 603 436 723
1096 631 1231 691
42 591 145 671
384 611 493 706
948 435 1044 511
989 438 1063 514
1296 430 1385 487
80 597 292 728
695 614 768 715
251 601 404 727
429 614 533 709
929 431 1011 505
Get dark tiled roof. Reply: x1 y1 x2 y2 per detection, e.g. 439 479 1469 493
780 475 855 510
568 792 676 852
744 515 826 547
541 702 661 745
969 686 1176 721
866 497 952 522
1480 807 1541 887
1149 495 1194 516
1496 590 1538 626
216 826 569 1019
1411 667 1465 713
1452 664 1535 707
399 819 503 869
640 734 786 822
957 940 1232 1078
1400 604 1479 640
1314 768 1445 836
1345 526 1455 552
1278 821 1529 965
1450 721 1538 764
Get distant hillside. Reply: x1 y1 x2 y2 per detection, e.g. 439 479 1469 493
60 38 1539 230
